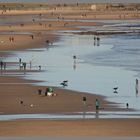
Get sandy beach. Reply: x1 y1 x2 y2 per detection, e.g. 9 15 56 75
0 2 140 136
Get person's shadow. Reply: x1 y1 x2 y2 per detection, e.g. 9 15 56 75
95 110 99 119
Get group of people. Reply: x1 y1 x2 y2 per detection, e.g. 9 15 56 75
94 36 100 46
9 36 15 42
38 87 57 97
0 61 6 70
83 96 100 112
19 59 27 70
19 58 42 71
82 97 100 118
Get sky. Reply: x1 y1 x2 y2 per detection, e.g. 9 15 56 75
0 0 139 3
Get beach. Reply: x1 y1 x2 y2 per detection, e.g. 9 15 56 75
0 3 140 136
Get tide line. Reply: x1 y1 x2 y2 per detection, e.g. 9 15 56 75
0 83 32 85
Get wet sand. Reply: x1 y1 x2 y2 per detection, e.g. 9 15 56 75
0 3 140 136
0 119 140 136
0 33 56 51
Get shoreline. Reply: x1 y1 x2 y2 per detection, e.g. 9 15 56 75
0 76 127 115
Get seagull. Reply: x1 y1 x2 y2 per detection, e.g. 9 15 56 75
63 80 68 83
113 87 118 94
60 80 68 87
114 90 118 94
113 87 118 90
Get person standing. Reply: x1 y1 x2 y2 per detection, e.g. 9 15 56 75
11 36 14 42
97 36 100 46
3 62 6 70
0 61 3 70
9 37 12 42
38 89 42 95
126 103 129 109
82 96 87 118
39 65 41 71
45 88 48 96
83 96 87 105
19 58 21 64
23 62 26 70
135 79 139 96
95 99 100 111
94 36 96 46
29 61 32 69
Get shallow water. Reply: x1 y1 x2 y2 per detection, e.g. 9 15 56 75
0 15 38 25
0 14 140 26
0 111 140 121
2 20 140 119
